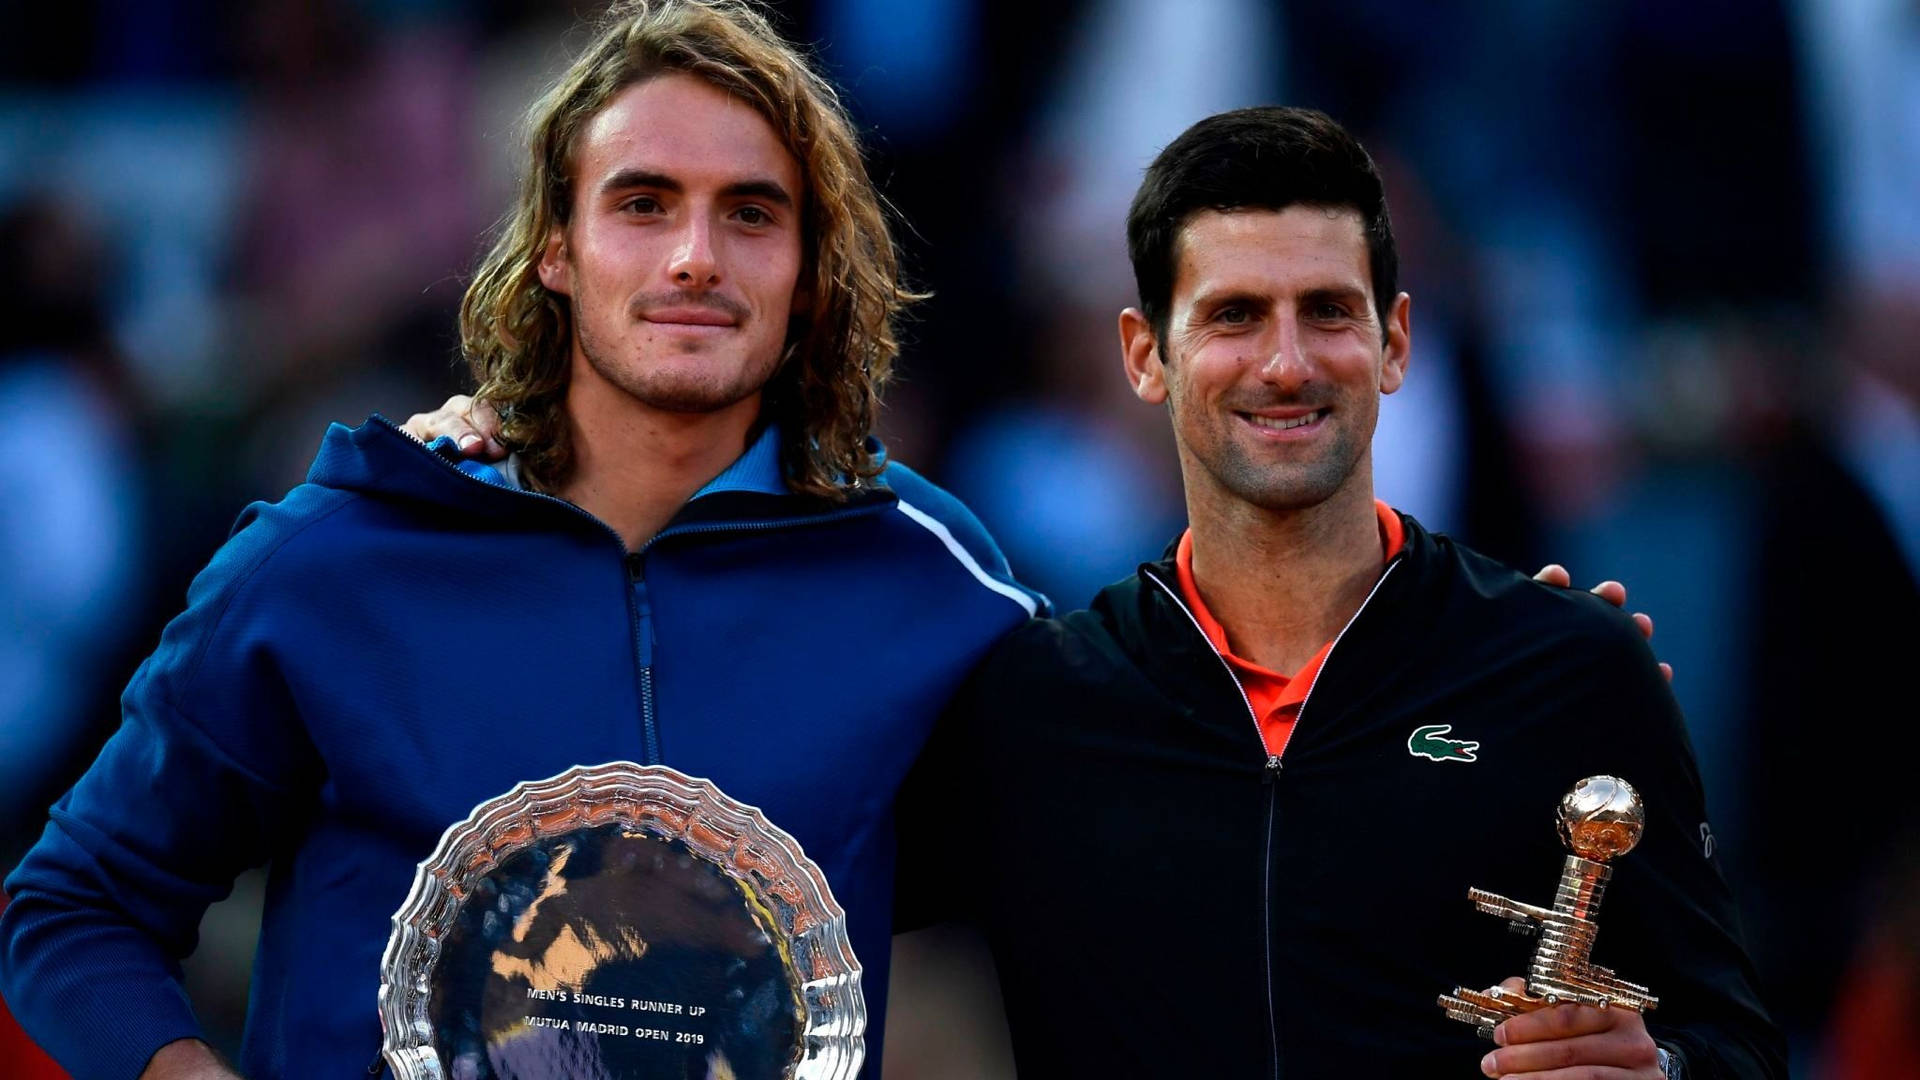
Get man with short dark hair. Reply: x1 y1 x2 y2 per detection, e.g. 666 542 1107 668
896 106 1785 1079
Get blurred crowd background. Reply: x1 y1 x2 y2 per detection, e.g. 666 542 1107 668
1 0 1916 1076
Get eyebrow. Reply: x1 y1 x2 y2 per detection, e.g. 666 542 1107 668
1189 289 1271 314
1300 285 1370 306
598 168 795 209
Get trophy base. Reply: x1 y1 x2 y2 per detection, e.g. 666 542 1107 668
1439 980 1648 1042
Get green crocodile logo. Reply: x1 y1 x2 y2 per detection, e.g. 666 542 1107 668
1407 724 1479 763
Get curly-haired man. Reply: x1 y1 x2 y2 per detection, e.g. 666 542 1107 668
0 4 1040 1078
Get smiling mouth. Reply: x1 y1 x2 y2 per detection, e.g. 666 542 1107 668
1240 409 1328 432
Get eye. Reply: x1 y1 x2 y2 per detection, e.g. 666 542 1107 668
1218 306 1250 325
734 205 772 227
621 195 663 215
1307 301 1349 320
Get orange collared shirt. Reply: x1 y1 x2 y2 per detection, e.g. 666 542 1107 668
1174 500 1405 759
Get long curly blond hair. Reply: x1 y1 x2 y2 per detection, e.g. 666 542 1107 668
460 0 918 498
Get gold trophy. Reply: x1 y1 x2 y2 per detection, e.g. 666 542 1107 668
1438 775 1659 1039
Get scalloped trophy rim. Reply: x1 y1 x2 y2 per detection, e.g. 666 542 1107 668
377 761 866 1080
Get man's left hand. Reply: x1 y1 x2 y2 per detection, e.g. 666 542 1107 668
1479 978 1665 1079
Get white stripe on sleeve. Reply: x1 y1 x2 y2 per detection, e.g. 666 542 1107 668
894 500 1039 617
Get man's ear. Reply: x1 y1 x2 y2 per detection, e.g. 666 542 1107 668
1120 308 1168 405
1379 291 1412 395
537 227 571 296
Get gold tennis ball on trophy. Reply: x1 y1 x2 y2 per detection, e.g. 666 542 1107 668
1557 775 1645 861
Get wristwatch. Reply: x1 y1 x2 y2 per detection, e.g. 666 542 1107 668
1656 1045 1681 1078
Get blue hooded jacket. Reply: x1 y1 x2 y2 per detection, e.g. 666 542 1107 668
0 416 1042 1079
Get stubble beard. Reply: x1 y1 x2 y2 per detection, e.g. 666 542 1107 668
1211 433 1360 512
572 293 782 415
1184 396 1368 514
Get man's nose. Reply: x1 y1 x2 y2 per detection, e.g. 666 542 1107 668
668 215 720 287
1257 318 1312 386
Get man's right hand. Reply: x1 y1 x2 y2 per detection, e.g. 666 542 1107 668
402 395 507 460
140 1038 243 1079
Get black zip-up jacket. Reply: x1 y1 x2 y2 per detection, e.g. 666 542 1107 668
898 512 1785 1078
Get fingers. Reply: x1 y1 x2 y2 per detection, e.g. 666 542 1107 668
1534 567 1634 616
1484 1035 1662 1077
1532 567 1635 617
1485 1024 1653 1060
402 395 475 443
1496 1002 1630 1045
462 400 507 457
1484 1063 1659 1080
1533 564 1572 588
401 396 507 460
1527 569 1670 679
1629 613 1673 680
1481 1005 1660 1079
400 412 442 443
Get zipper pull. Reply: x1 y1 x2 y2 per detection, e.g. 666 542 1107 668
628 557 657 667
1262 755 1282 783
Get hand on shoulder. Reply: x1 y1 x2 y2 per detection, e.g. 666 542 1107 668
401 395 506 460
1531 563 1672 682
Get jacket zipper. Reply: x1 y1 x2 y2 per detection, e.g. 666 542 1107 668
1143 554 1403 1080
621 507 884 765
374 413 888 768
626 553 662 763
1141 568 1279 1079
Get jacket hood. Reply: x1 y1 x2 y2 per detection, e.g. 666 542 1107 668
304 414 546 521
304 414 899 534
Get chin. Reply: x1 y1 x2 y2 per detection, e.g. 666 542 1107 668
630 381 760 415
1214 460 1357 513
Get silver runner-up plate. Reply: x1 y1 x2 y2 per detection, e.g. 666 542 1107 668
379 762 865 1080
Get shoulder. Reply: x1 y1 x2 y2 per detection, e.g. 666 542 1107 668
158 477 404 673
965 589 1133 691
1411 531 1684 766
196 484 366 601
1427 529 1652 668
875 460 1050 617
121 481 368 718
875 460 996 558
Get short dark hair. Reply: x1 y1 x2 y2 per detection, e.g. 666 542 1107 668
1126 106 1398 346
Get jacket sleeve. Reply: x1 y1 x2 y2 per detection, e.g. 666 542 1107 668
1571 608 1788 1080
891 621 1038 935
0 502 328 1080
891 660 986 935
877 461 1051 620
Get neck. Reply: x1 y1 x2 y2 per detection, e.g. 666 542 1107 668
559 375 762 551
1184 473 1386 674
